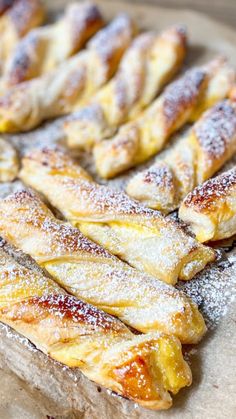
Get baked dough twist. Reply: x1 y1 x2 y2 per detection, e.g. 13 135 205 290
127 100 236 213
179 167 236 242
0 189 206 344
0 248 192 409
0 13 136 132
93 57 234 178
0 0 45 73
64 25 187 150
19 147 215 285
3 2 104 87
0 137 19 181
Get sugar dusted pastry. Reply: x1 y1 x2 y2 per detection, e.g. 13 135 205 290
0 189 207 344
127 100 236 213
64 25 187 150
0 14 136 132
93 57 234 178
3 2 104 86
20 147 215 285
0 248 192 409
179 167 236 242
0 0 45 72
230 85 236 102
0 137 19 181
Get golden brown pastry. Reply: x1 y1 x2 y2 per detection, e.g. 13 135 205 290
230 85 236 102
0 0 14 15
127 100 236 213
3 2 104 86
19 147 215 285
93 57 234 178
0 137 19 181
64 25 187 150
0 13 136 132
0 189 207 344
0 0 45 73
179 167 236 242
0 248 192 409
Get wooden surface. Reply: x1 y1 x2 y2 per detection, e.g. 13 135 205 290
120 0 236 29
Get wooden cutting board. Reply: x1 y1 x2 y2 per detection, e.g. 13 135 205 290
0 1 235 418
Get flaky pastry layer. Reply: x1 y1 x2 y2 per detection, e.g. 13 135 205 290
93 57 234 178
0 248 192 409
127 100 236 213
64 25 187 150
2 2 104 87
0 0 45 73
0 188 206 344
19 147 215 285
0 13 136 131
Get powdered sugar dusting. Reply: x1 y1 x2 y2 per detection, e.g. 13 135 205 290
183 166 236 210
194 100 236 161
177 254 236 328
0 189 113 260
163 68 206 127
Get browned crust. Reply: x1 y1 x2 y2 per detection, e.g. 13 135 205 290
183 167 236 212
162 68 207 129
88 13 137 77
1 189 112 259
1 293 125 333
141 164 175 189
69 2 104 53
7 3 104 85
6 32 40 84
194 100 236 161
0 0 14 15
8 0 45 36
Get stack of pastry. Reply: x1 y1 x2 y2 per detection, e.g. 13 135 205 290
0 1 235 411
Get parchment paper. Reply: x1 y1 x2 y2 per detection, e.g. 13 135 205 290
0 1 235 418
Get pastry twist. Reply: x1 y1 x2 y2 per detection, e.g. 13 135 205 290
19 147 215 285
64 25 187 150
93 57 234 178
3 2 104 87
0 248 192 409
127 100 236 213
0 13 136 132
0 189 206 344
0 0 45 73
179 167 236 242
0 137 19 181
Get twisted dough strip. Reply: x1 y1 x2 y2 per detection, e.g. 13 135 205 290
3 2 104 87
19 147 215 285
0 189 206 344
0 248 192 409
0 0 45 73
179 167 236 242
0 13 136 132
64 25 187 150
94 57 235 178
0 137 19 181
127 100 236 213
